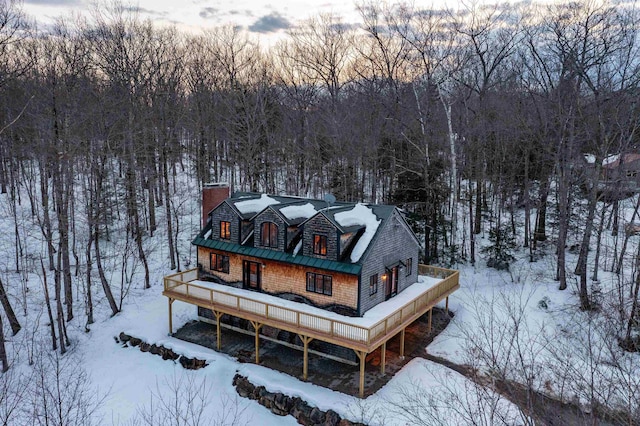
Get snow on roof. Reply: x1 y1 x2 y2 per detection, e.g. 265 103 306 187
293 240 302 257
334 203 381 263
234 194 280 215
603 154 620 166
280 203 318 221
584 154 596 164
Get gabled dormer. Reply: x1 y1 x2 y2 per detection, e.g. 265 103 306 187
302 212 340 261
252 207 287 251
207 200 243 244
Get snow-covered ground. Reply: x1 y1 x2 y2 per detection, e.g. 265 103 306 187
1 169 639 425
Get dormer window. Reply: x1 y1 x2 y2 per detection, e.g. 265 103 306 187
313 234 327 256
261 222 278 248
220 221 231 240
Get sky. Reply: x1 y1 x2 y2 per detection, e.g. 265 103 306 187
21 0 450 43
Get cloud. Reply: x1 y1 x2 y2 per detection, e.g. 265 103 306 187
199 7 218 20
248 12 291 33
121 6 165 16
24 0 80 5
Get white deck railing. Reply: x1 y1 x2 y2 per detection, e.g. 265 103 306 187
163 265 459 348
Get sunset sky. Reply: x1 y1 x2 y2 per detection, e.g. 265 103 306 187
21 0 457 41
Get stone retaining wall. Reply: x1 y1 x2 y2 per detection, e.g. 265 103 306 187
233 374 366 426
117 332 208 370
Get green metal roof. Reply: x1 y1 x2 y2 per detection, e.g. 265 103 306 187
192 237 362 275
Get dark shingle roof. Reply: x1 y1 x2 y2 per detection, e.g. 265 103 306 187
202 192 416 266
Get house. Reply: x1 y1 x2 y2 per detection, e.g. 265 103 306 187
583 153 640 200
163 183 459 397
193 184 421 317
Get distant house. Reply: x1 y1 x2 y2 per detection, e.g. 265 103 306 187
584 153 640 200
193 185 421 317
163 183 459 397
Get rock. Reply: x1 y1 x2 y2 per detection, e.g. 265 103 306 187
252 385 268 401
260 394 273 409
233 374 243 386
324 410 341 426
309 407 325 424
193 358 207 369
139 342 151 352
119 332 131 343
296 412 312 426
270 405 289 416
274 392 293 413
129 337 141 347
179 356 192 368
338 421 353 426
235 378 254 398
149 344 161 355
292 399 312 422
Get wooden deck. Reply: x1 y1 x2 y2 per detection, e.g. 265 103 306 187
162 264 459 396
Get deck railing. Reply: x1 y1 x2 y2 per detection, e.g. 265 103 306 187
164 265 459 349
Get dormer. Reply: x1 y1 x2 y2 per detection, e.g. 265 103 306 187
302 213 340 261
252 207 286 251
207 200 243 244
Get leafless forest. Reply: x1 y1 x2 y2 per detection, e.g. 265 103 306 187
1 0 640 422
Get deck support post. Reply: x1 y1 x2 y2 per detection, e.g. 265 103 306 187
380 342 386 374
400 328 405 359
250 321 263 364
214 311 223 351
298 335 314 381
428 308 432 333
168 298 174 335
354 350 368 398
445 296 449 315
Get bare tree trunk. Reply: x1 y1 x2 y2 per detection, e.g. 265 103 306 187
41 258 57 351
534 176 550 246
54 250 67 355
53 162 73 322
592 202 607 282
557 169 569 291
85 231 94 326
0 277 20 335
38 160 55 271
574 192 599 310
94 226 120 317
162 152 176 270
469 186 475 265
0 313 7 372
474 175 482 235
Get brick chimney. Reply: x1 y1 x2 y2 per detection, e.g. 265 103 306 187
202 182 230 227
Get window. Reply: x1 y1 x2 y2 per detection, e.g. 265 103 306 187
261 222 278 248
306 272 332 296
210 253 229 273
313 234 327 256
406 257 413 277
220 221 231 240
369 274 378 296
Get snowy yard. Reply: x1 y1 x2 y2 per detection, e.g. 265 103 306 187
0 161 639 426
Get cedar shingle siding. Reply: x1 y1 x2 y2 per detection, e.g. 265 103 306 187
358 210 420 314
196 193 421 317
